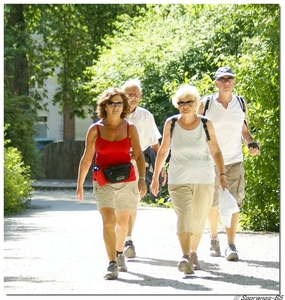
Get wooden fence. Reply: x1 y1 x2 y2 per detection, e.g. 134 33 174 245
38 140 93 179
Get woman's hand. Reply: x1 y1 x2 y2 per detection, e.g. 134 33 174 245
150 178 159 197
76 186 84 201
138 178 147 199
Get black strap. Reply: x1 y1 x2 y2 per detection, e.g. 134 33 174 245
203 96 211 116
170 115 210 141
201 117 210 141
170 116 178 138
236 95 248 128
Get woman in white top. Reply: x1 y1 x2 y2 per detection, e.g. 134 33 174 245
151 84 228 275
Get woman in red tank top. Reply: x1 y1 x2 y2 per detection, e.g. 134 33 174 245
76 87 146 280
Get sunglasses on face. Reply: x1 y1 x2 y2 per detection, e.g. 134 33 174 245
217 77 235 83
106 101 124 107
177 100 196 107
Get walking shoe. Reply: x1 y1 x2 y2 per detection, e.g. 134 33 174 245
225 243 239 261
177 255 195 275
104 262 118 280
210 237 221 257
123 240 136 258
116 254 127 272
190 252 201 270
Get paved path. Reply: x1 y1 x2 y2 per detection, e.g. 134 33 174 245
3 181 281 298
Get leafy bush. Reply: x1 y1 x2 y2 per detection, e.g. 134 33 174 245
4 96 44 179
4 137 33 216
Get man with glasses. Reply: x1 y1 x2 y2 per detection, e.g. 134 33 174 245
121 79 167 258
197 66 260 261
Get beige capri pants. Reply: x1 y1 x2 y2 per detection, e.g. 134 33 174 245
168 183 215 234
93 180 140 211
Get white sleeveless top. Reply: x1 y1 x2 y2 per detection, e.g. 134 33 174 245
200 95 244 165
168 118 215 184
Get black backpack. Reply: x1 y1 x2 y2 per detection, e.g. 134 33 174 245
170 115 210 141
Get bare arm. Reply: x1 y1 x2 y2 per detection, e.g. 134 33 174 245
241 101 260 156
76 124 97 201
151 118 172 197
129 124 147 198
150 142 167 186
206 120 229 190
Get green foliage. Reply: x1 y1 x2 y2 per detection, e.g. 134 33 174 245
82 4 279 231
4 4 279 230
17 4 147 118
4 96 44 179
4 132 34 216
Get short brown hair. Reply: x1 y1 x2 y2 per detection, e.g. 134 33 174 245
96 87 131 119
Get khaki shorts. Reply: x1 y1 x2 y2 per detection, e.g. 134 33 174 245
213 162 245 207
168 184 214 234
93 181 140 211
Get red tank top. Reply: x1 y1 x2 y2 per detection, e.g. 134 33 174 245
93 123 136 182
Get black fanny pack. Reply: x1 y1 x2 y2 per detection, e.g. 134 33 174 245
103 162 132 183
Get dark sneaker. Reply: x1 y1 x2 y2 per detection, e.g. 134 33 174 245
190 252 200 270
123 240 136 258
225 243 239 261
116 254 127 272
210 237 221 257
104 262 118 280
177 255 195 275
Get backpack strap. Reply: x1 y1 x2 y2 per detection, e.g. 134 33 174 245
201 117 210 141
203 95 212 116
170 116 178 138
170 115 210 141
236 95 248 128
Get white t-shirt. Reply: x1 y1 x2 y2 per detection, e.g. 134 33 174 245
168 119 215 184
126 106 161 151
200 95 244 165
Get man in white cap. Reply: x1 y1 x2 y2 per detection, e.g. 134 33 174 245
197 66 260 261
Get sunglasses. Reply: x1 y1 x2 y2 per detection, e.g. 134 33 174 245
177 100 196 107
106 101 124 107
217 77 234 83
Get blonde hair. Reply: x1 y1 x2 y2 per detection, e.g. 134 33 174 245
172 84 200 108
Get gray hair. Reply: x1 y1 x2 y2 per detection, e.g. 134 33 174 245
121 79 142 92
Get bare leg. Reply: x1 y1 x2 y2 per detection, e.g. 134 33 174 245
208 206 219 238
225 212 239 244
100 207 117 262
177 232 191 256
116 210 130 252
127 209 137 236
191 232 203 252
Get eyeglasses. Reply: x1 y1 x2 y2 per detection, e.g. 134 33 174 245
217 77 235 83
177 100 196 107
127 93 140 98
106 101 124 107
